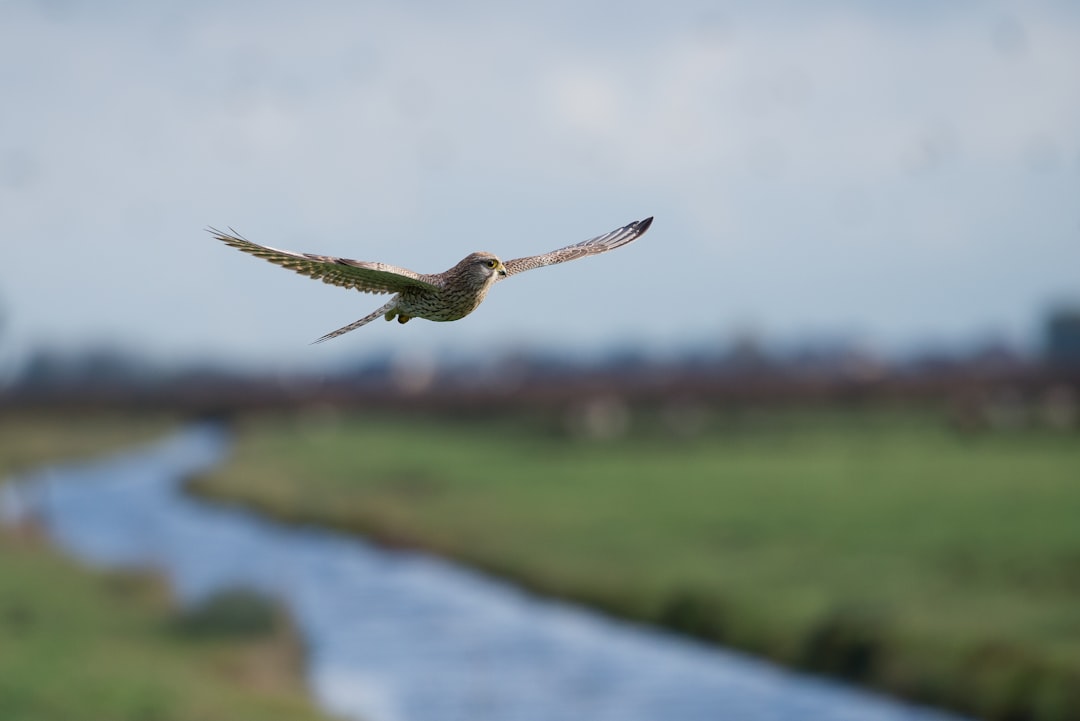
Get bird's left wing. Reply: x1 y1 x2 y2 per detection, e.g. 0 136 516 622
209 228 440 295
501 216 653 279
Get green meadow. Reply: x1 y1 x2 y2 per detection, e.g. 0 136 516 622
193 406 1080 721
0 414 337 721
0 412 171 473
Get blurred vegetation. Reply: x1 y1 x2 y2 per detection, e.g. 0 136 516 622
0 414 338 721
192 405 1080 721
172 588 280 640
0 411 172 476
0 533 334 721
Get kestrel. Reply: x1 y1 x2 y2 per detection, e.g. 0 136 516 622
209 216 653 343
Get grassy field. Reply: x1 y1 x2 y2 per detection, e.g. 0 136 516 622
0 413 338 721
0 411 172 474
192 405 1080 721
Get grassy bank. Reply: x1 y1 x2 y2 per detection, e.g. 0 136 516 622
0 411 173 474
192 406 1080 721
0 413 338 721
0 532 337 721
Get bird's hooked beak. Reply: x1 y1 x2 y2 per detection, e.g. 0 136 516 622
497 262 507 278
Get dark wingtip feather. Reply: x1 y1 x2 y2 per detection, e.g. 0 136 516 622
206 225 250 245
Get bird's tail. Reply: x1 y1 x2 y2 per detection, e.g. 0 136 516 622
311 298 398 344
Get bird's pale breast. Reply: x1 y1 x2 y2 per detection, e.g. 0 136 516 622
397 270 495 321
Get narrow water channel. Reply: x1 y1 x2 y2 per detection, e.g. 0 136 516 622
1 426 968 721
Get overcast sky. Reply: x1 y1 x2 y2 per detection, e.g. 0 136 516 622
2 0 1078 375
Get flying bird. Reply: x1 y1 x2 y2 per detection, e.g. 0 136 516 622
209 216 653 343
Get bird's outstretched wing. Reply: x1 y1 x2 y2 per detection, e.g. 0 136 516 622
501 216 653 279
209 227 440 295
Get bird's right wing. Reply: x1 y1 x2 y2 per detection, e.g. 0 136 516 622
501 216 653 279
209 228 439 295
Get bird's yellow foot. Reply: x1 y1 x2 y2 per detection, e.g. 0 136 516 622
397 315 412 324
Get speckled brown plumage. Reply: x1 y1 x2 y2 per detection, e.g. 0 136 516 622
209 216 652 343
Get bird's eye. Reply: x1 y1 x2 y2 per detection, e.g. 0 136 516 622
486 259 497 268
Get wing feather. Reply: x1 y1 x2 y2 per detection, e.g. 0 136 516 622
209 227 439 295
501 216 653 279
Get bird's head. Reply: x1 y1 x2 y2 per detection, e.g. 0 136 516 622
460 252 508 283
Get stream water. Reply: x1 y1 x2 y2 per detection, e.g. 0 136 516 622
1 425 968 721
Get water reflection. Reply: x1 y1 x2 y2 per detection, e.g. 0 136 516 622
2 426 968 721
